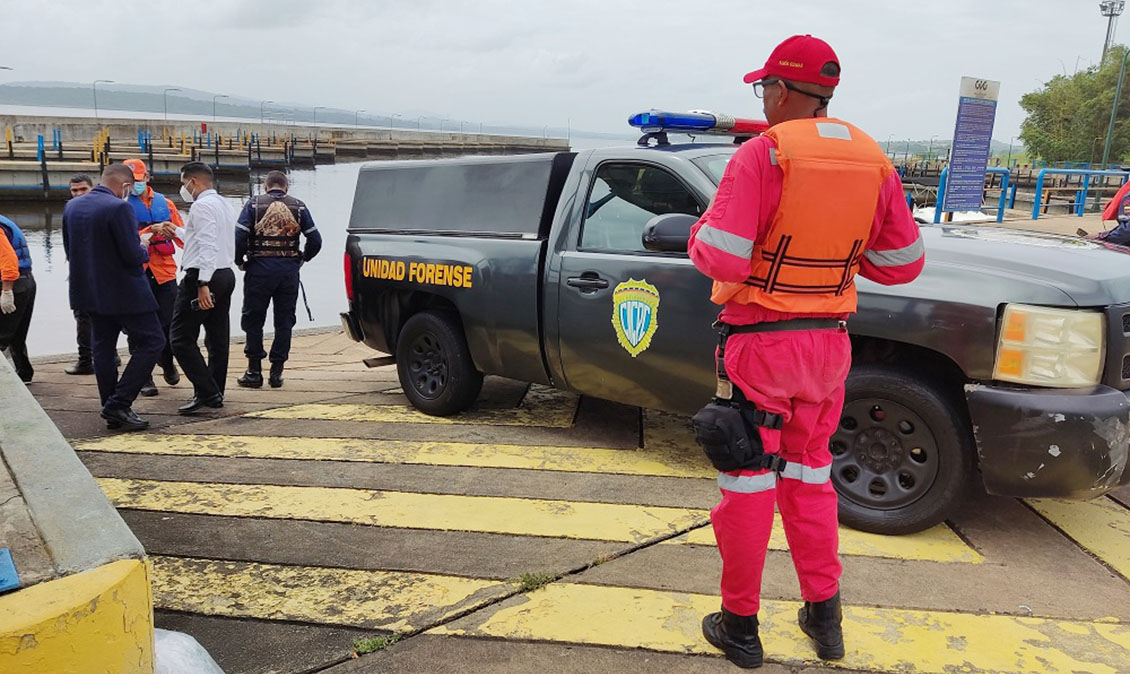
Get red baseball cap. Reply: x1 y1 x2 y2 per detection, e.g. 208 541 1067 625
743 34 840 87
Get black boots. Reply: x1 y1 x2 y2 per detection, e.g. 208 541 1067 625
238 359 264 388
139 377 158 397
702 607 763 669
268 361 284 388
798 591 845 660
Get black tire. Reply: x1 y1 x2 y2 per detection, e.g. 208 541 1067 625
396 311 483 416
829 364 973 535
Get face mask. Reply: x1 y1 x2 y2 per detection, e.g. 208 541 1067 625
131 182 147 196
180 184 195 203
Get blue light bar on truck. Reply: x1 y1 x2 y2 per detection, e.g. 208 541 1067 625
628 109 769 136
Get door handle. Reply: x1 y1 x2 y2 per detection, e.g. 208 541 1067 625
566 274 609 291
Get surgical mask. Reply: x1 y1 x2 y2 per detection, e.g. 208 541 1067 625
180 184 195 203
131 182 147 196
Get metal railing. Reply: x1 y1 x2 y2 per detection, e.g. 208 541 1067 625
933 167 1011 224
1030 168 1129 220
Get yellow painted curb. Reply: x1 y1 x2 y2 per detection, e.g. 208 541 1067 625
0 558 154 673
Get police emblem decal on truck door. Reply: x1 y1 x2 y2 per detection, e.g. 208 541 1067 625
612 279 660 357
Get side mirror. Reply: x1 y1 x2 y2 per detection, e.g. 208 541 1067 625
642 213 698 253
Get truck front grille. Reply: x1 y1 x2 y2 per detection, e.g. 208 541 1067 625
1106 304 1130 390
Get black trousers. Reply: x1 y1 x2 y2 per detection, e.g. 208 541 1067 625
90 310 164 409
0 273 36 381
242 271 300 364
171 267 235 399
75 310 92 364
129 271 177 372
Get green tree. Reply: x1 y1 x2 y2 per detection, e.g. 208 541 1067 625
1020 45 1130 164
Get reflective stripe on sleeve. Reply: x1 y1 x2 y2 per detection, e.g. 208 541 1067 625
696 224 755 259
235 223 250 232
768 148 778 166
780 462 832 484
718 471 777 494
864 236 924 267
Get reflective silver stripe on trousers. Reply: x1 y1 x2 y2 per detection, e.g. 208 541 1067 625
696 224 755 259
717 471 777 494
780 462 832 484
864 236 925 267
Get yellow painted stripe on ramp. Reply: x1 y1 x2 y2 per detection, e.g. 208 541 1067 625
151 556 504 631
1028 496 1130 580
246 384 578 427
432 583 1130 673
97 478 707 543
668 521 983 564
76 433 713 479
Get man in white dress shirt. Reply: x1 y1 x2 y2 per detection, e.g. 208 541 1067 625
163 162 237 414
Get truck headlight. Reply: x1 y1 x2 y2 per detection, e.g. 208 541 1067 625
993 304 1106 388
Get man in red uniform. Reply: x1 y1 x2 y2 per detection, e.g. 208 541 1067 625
688 35 924 668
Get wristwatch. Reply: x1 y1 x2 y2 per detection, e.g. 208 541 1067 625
197 281 211 289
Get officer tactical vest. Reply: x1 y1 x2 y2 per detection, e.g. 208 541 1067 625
249 193 303 258
128 191 172 226
0 218 32 272
710 118 891 314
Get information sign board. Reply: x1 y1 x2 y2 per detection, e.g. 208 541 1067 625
941 77 1000 212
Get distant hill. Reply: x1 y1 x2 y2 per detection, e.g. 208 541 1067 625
0 80 606 139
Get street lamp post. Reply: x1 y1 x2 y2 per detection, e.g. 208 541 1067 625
163 88 181 121
885 133 894 158
928 135 938 160
313 106 327 126
1007 136 1015 167
92 79 113 120
212 94 228 122
260 100 274 125
417 116 424 130
355 109 365 128
391 113 402 128
1101 47 1130 168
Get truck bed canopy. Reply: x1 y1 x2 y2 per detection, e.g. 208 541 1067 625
349 154 573 238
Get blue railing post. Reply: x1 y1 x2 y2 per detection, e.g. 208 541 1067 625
1078 174 1093 216
1008 182 1019 209
36 134 44 163
1032 170 1048 219
934 167 949 224
994 168 1010 223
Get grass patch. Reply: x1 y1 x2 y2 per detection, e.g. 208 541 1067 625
511 571 557 592
354 634 400 655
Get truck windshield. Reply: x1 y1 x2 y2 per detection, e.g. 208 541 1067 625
692 154 734 185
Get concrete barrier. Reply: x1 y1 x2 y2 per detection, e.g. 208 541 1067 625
0 356 153 673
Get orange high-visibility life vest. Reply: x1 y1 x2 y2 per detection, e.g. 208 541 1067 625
711 118 892 313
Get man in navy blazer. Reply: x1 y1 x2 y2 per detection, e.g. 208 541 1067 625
63 164 165 431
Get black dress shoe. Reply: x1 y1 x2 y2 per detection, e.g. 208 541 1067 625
101 406 149 431
162 363 181 386
65 361 94 375
139 378 158 397
178 394 224 415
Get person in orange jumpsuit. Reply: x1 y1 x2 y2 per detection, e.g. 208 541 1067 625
123 159 184 396
688 35 925 668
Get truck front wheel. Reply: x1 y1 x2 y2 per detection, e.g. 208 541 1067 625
396 311 483 416
829 365 974 535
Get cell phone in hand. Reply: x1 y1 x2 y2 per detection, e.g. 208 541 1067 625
190 298 202 311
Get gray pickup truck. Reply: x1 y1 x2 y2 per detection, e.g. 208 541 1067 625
340 141 1130 535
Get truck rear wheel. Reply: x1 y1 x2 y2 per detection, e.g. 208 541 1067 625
396 311 483 416
830 364 973 535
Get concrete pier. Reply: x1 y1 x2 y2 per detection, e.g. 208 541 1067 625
0 113 570 199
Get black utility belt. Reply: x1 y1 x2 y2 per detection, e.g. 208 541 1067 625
717 317 846 336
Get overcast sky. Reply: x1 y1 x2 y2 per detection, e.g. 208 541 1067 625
0 1 1118 142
